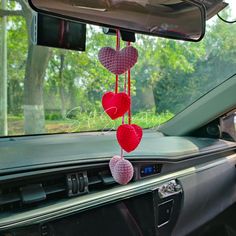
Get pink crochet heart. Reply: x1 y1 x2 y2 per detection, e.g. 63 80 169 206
112 159 134 185
98 46 138 75
109 155 121 173
117 124 143 153
102 92 130 120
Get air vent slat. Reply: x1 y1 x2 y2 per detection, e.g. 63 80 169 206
0 193 20 205
100 175 115 185
88 176 102 185
87 168 117 192
44 185 66 195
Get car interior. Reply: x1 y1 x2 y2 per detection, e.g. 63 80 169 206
0 0 236 236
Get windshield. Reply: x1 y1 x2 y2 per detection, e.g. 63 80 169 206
0 0 235 136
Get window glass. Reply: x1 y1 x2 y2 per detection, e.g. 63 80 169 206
0 0 235 136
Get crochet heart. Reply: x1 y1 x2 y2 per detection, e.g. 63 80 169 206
117 124 143 153
112 158 134 185
102 92 130 120
98 46 138 75
109 155 121 173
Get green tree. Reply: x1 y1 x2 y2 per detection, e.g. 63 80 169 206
0 0 8 135
7 15 27 115
133 35 205 113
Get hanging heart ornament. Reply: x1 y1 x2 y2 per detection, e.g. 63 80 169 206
109 155 134 185
102 92 130 120
117 124 143 153
98 46 138 75
99 32 142 185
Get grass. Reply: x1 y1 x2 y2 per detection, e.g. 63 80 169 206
7 111 173 136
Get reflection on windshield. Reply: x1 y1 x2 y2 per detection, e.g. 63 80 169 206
0 0 235 136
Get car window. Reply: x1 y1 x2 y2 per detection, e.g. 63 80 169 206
0 0 235 136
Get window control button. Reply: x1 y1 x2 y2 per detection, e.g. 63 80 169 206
158 199 174 227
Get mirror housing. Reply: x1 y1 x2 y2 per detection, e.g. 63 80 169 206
29 0 207 42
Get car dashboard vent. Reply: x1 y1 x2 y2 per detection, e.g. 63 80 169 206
0 165 117 214
88 168 116 191
0 175 66 213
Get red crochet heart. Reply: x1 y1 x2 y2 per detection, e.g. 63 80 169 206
102 92 130 120
117 124 143 153
98 46 138 75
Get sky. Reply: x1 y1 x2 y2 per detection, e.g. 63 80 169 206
226 0 236 9
222 0 236 20
207 0 236 25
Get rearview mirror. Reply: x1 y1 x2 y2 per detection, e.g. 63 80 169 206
28 0 206 42
31 13 86 51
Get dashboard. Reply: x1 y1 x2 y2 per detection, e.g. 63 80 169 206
0 130 235 236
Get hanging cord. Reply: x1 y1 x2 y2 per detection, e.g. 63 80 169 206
114 29 124 157
217 13 236 24
121 72 127 158
59 20 65 47
115 29 120 94
127 41 132 125
121 41 132 157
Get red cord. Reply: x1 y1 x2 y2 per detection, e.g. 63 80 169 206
59 20 65 47
115 75 119 94
115 29 120 94
116 29 120 50
127 41 132 125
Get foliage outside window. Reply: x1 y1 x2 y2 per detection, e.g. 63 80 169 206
0 0 235 136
